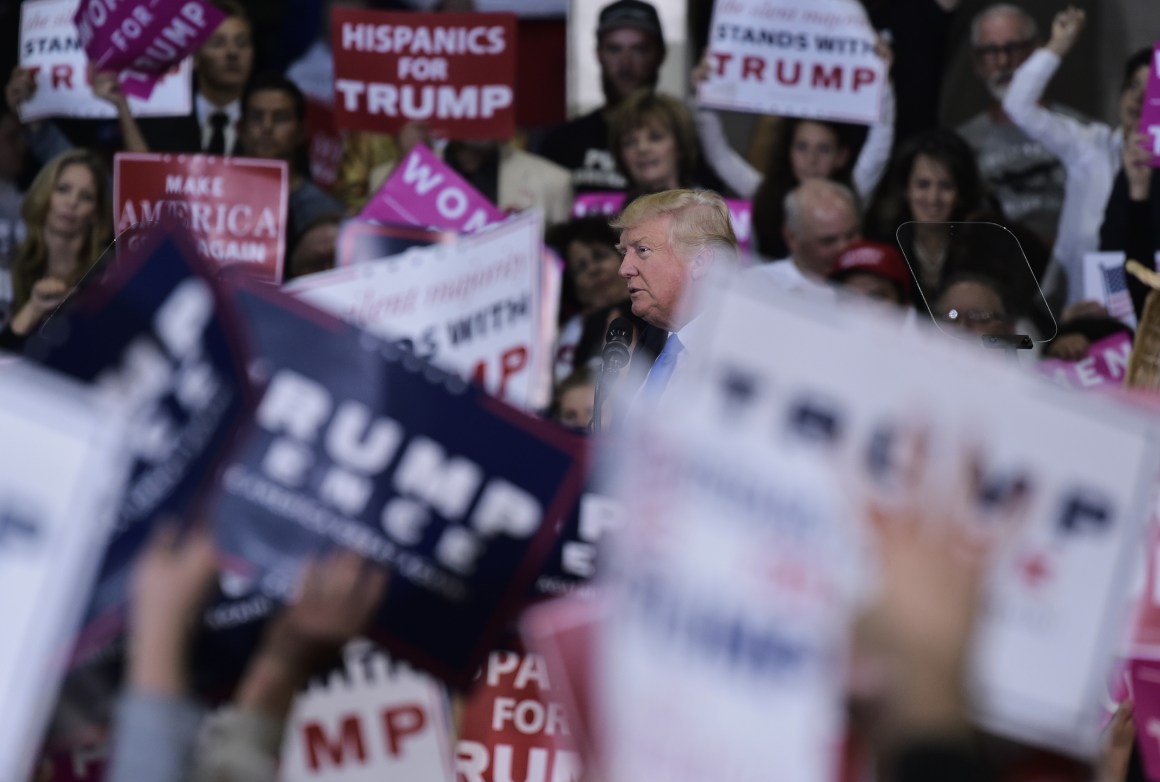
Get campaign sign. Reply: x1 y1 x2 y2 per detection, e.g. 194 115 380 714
74 0 225 99
332 9 517 138
281 640 456 781
665 269 1160 757
306 99 345 193
1133 659 1160 779
114 153 290 282
1036 332 1133 391
337 220 452 268
19 0 193 121
289 210 556 410
572 191 754 252
698 0 886 124
0 364 130 782
1140 40 1160 167
1083 252 1149 329
533 491 622 599
456 642 583 782
22 221 257 663
212 281 586 687
598 365 861 782
360 144 507 234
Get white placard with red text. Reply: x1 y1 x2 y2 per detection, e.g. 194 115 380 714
637 269 1160 759
281 641 455 781
114 153 289 282
0 364 130 782
287 210 556 410
698 0 886 124
19 0 193 122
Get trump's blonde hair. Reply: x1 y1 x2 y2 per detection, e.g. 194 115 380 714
611 189 738 265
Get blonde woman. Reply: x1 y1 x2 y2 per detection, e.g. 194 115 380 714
2 148 111 344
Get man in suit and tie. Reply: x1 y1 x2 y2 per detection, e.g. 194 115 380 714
98 0 254 155
613 189 738 400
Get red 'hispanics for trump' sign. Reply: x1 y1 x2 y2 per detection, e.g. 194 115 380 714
331 8 517 139
113 153 289 282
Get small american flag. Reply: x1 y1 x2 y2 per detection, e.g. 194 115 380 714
1102 264 1134 321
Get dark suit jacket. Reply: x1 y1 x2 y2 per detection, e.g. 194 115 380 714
138 108 243 156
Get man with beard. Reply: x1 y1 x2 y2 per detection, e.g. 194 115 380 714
956 3 1085 249
539 0 666 192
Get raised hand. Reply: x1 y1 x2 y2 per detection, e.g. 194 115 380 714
1047 7 1086 58
90 68 128 108
5 67 37 112
9 277 70 336
128 523 219 695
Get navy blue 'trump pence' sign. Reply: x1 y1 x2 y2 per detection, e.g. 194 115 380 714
214 281 585 687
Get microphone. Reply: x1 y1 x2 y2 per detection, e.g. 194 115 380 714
601 317 633 374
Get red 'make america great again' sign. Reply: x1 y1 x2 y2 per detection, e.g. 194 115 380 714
114 153 289 282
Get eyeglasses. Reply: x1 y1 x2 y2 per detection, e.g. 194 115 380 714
972 39 1035 63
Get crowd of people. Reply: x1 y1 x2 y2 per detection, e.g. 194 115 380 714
2 0 1159 779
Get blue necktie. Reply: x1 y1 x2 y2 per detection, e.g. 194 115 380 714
642 334 684 399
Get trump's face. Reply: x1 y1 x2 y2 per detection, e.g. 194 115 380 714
618 214 690 331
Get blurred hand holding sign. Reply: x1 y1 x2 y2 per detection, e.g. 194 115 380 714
597 266 1160 777
18 0 193 121
697 0 887 124
331 9 517 139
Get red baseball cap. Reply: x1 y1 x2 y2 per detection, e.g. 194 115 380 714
828 240 913 301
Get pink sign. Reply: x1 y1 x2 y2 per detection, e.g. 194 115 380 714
360 144 506 233
1142 41 1160 168
1133 660 1160 780
1036 332 1132 390
572 191 754 251
74 0 225 98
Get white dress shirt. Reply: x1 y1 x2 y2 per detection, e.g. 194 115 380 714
1003 48 1124 304
196 93 242 154
749 258 837 299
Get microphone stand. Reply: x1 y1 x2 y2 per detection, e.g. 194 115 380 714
590 360 622 433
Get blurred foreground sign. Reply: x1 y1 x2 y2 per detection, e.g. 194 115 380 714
23 223 258 663
281 641 456 781
214 280 584 687
289 210 557 410
0 364 130 782
600 268 1160 772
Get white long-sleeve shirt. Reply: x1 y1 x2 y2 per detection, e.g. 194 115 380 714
692 83 896 202
1002 48 1124 304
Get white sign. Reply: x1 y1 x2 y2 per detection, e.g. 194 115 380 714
697 0 886 124
0 362 130 782
19 0 193 122
642 269 1160 758
287 210 558 411
281 640 455 781
599 371 862 782
1081 251 1160 330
